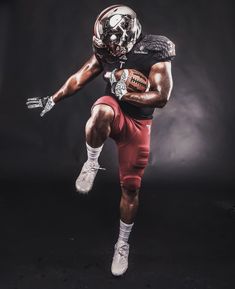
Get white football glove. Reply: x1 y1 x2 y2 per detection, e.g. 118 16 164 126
104 69 129 100
26 96 55 117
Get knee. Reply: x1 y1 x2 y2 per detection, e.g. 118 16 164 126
121 176 141 195
86 104 114 134
122 185 139 204
91 104 114 125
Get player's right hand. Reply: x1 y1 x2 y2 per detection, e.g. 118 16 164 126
26 96 55 117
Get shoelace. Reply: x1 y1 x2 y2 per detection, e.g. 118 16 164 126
83 162 106 173
79 163 106 183
117 244 129 257
97 166 106 171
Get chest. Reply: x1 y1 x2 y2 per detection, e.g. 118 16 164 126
102 52 155 78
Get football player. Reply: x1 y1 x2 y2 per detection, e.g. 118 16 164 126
26 5 175 276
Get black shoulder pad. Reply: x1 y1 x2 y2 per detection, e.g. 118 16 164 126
138 34 176 61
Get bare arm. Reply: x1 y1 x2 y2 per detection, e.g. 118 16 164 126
52 54 103 103
121 61 173 108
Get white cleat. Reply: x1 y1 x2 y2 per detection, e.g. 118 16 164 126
75 161 101 194
111 240 129 276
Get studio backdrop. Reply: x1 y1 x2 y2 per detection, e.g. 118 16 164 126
0 0 234 188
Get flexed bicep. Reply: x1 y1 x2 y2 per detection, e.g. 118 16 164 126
148 61 173 102
74 54 103 90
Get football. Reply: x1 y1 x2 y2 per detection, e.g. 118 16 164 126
115 69 150 93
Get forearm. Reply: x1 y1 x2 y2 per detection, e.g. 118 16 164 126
122 90 168 108
114 61 173 108
51 54 102 103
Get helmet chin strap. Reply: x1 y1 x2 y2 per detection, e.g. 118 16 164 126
109 46 126 57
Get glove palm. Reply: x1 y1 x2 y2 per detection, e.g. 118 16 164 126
26 96 55 117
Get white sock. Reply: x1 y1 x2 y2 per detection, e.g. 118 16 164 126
86 143 103 163
117 220 134 243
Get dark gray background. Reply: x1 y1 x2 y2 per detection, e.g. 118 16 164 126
1 0 234 187
1 1 235 288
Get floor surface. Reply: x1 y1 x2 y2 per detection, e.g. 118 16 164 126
0 179 234 289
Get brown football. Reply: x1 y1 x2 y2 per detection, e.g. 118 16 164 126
115 69 150 93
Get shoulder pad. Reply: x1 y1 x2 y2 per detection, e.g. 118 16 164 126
136 34 176 61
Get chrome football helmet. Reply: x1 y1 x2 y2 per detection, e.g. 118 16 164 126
93 5 142 57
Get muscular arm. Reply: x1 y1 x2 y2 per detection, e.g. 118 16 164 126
52 54 103 103
121 61 173 108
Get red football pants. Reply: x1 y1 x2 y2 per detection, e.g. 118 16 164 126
92 96 152 191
